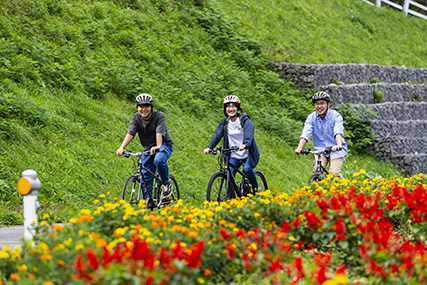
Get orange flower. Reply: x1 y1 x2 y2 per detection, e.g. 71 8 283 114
57 259 64 266
28 274 36 280
188 231 198 239
44 281 54 285
204 269 212 276
10 273 20 280
219 219 227 226
52 224 64 232
227 223 235 229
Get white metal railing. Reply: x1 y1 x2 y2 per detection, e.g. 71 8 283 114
361 0 427 20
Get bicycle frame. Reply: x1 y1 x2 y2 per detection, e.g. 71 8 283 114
124 151 163 206
212 147 250 199
301 148 332 182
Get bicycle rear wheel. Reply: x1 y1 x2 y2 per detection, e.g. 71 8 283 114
254 170 268 194
207 172 228 202
122 175 142 204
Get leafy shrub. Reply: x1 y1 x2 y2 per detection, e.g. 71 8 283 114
374 88 385 103
334 103 378 154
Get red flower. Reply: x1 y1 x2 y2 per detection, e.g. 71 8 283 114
332 217 346 241
281 220 291 233
86 248 99 270
291 217 301 228
304 210 320 230
219 229 232 241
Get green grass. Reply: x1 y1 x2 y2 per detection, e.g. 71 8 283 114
0 0 420 225
211 0 427 66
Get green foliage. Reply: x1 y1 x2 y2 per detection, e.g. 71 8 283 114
374 88 385 103
370 77 381 83
334 103 378 154
210 0 427 68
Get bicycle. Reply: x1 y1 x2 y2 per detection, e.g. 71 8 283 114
121 150 180 210
300 148 332 184
206 146 268 202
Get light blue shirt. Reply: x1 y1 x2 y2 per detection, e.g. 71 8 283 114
300 109 348 159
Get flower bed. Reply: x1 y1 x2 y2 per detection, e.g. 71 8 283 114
1 172 427 284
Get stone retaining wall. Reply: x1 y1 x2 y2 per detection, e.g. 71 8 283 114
370 120 427 138
270 63 427 88
320 83 427 106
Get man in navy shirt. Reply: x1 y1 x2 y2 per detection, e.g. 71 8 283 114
295 92 347 179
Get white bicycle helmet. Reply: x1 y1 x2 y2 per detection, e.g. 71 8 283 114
223 95 241 105
136 93 153 106
312 91 331 104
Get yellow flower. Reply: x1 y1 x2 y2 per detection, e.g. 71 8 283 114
254 212 260 218
75 244 85 250
353 172 360 177
80 209 91 215
289 236 296 241
93 199 100 205
359 169 366 174
18 265 28 272
99 194 106 198
2 246 10 251
43 213 50 219
322 280 338 285
333 274 349 284
197 278 206 284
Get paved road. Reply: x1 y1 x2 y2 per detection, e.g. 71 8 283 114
0 226 24 249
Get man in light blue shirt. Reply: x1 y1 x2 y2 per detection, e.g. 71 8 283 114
295 92 347 179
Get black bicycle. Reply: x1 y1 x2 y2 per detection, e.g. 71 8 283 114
300 148 332 184
206 146 268 202
122 150 179 210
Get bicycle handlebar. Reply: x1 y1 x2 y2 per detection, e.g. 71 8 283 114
300 148 333 156
122 150 151 158
209 146 240 155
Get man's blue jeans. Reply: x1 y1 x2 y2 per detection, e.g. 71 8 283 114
229 157 258 193
141 143 173 197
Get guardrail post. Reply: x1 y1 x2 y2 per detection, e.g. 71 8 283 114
403 0 410 14
376 0 382 7
17 170 41 241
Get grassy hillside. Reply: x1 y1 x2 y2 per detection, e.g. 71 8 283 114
1 0 423 225
211 0 427 66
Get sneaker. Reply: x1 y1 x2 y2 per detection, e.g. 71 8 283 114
161 182 173 199
146 198 156 210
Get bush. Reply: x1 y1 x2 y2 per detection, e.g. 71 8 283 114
334 103 378 154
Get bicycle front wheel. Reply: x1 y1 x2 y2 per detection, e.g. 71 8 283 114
122 175 142 204
308 173 323 185
254 170 268 193
207 172 227 202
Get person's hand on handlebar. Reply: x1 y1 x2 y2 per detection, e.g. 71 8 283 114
203 148 211 155
117 147 125 156
238 144 246 151
150 146 160 155
295 147 303 154
331 145 342 152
